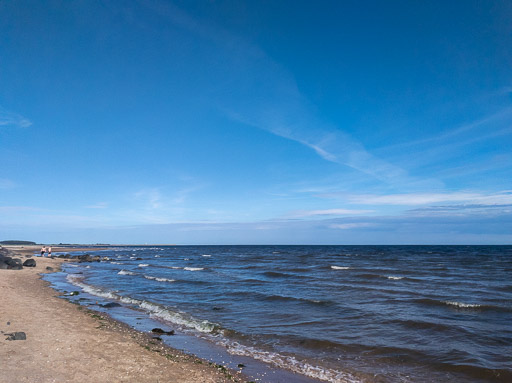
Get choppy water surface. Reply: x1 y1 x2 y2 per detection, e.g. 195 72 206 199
57 246 512 382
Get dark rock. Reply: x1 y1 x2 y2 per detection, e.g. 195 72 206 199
91 256 101 262
78 254 92 262
152 336 162 341
5 257 23 270
46 266 54 271
23 259 36 267
69 291 80 296
212 307 223 311
102 302 121 308
151 328 174 335
136 257 143 261
6 332 26 341
237 364 246 368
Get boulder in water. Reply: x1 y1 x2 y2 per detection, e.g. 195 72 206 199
151 328 175 335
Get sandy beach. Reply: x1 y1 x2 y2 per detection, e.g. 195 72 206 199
0 247 245 383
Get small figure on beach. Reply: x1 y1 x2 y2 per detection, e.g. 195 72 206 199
48 247 52 257
40 246 46 257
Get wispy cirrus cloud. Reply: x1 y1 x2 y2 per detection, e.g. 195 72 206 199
381 107 512 153
407 203 512 217
85 202 108 209
285 208 373 219
134 188 162 209
375 105 512 174
0 178 16 189
0 205 40 212
0 106 32 128
323 191 512 207
142 0 414 187
329 222 376 230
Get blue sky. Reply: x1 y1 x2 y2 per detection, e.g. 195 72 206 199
1 0 511 244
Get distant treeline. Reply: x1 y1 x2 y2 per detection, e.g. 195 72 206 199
0 240 37 245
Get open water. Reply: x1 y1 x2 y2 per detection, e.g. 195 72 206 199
45 245 512 382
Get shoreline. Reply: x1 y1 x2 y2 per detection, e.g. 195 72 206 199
0 247 246 383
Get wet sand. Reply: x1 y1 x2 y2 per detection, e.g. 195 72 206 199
0 249 245 383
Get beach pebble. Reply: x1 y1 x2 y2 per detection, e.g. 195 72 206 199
6 332 26 341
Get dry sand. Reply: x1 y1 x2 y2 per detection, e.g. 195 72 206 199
0 248 246 383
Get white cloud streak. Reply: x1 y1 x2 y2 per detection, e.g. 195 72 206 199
0 178 16 189
0 107 32 128
143 0 412 186
85 202 108 209
339 191 512 206
329 223 376 230
286 208 373 218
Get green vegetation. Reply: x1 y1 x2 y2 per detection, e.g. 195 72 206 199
0 240 36 245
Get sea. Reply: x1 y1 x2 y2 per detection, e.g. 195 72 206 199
43 245 512 383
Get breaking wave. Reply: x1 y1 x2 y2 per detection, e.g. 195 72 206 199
65 275 218 334
143 275 175 283
118 269 136 276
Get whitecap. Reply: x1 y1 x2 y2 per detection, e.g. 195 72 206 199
444 301 481 308
202 254 211 257
387 276 403 280
118 270 136 276
184 267 204 271
331 266 351 270
66 275 117 300
138 264 149 267
144 275 175 283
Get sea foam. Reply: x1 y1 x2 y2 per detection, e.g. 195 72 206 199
65 275 217 334
217 339 360 383
144 275 175 283
118 270 136 276
444 301 481 309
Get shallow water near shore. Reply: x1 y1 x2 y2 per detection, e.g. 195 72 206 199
44 245 512 382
